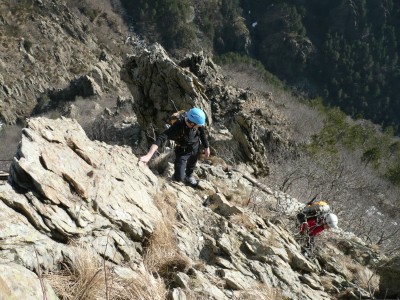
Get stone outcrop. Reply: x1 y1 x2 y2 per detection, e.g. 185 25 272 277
0 117 383 299
121 43 212 131
121 44 278 175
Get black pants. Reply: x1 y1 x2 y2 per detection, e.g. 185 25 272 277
173 145 200 181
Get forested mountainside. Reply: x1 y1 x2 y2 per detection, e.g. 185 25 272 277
120 0 400 132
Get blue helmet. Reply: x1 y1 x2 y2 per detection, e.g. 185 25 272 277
187 107 206 126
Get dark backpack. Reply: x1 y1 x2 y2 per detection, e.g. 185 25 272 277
167 110 186 126
164 110 187 145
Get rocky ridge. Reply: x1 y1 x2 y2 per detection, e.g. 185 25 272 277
0 117 390 299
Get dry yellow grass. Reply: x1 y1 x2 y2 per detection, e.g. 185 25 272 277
46 246 105 300
45 186 185 300
353 266 379 292
334 253 379 293
112 268 167 300
45 245 167 300
192 260 207 272
143 186 191 286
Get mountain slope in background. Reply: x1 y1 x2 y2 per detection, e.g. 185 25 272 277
120 0 400 132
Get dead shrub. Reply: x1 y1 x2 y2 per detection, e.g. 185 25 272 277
212 139 240 167
45 246 105 299
46 244 167 300
335 254 379 292
84 115 117 143
222 63 269 94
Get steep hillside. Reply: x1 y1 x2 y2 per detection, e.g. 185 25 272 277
0 0 130 124
0 0 135 171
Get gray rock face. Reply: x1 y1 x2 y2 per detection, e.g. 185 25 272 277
0 0 128 126
2 117 160 267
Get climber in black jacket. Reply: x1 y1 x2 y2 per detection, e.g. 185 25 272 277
140 107 210 186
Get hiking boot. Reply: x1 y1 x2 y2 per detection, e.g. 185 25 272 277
184 175 197 186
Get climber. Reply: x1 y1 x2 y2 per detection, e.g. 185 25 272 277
139 107 210 186
300 212 338 237
299 212 338 252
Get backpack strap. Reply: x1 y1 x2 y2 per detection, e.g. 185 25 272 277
173 118 187 146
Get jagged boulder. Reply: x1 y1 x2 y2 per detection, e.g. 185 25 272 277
121 43 212 132
179 51 224 88
0 189 71 271
230 112 270 176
